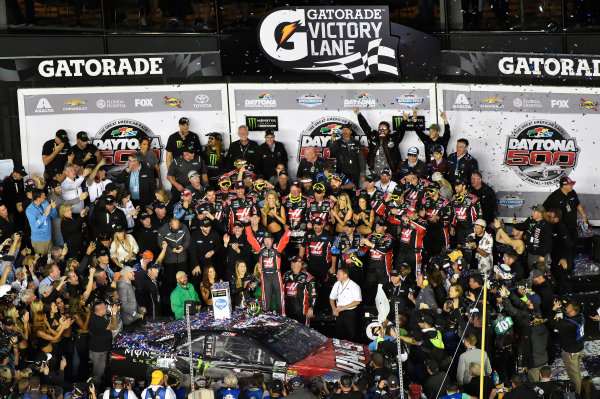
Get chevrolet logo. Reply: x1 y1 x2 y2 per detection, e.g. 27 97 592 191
64 99 86 106
482 97 502 103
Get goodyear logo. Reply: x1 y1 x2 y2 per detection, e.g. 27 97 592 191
163 96 183 108
579 98 598 111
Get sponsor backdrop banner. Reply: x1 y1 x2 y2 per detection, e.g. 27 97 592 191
228 83 437 178
438 83 600 222
18 84 229 187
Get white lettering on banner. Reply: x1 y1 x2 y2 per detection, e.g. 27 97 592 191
498 56 600 77
332 338 366 373
37 57 164 78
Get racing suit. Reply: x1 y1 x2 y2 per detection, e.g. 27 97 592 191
283 270 317 325
387 215 427 276
362 232 395 304
332 232 367 284
245 225 291 314
307 197 335 226
450 192 482 250
224 196 257 233
282 194 310 251
397 177 429 212
421 194 452 257
301 230 335 282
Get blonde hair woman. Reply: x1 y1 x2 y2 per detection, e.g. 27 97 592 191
261 190 286 237
333 192 353 233
431 172 453 199
31 299 72 354
110 226 139 269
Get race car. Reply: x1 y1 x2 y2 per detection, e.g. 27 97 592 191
108 309 369 388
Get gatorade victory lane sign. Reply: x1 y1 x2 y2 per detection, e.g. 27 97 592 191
258 6 400 81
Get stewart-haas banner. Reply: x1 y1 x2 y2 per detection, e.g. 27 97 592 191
437 83 600 222
18 84 229 186
0 52 221 82
228 82 437 176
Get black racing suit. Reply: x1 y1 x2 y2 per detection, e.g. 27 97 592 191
224 195 257 233
245 226 291 314
421 194 452 258
282 194 310 251
363 232 395 305
307 197 335 227
283 270 317 325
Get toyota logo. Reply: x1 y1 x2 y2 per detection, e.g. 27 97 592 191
96 99 106 109
195 94 209 104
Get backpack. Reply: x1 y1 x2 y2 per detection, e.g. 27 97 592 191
110 390 128 399
146 388 166 399
564 317 585 341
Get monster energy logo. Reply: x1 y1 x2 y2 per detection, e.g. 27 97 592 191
176 140 183 148
245 116 279 131
247 117 258 130
392 115 425 131
392 116 404 130
209 153 217 165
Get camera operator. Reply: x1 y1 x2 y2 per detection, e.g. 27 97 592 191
89 301 119 381
550 300 585 394
140 370 176 399
102 376 138 399
465 219 493 273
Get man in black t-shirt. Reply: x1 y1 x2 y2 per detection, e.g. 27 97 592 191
42 129 71 176
89 301 119 379
543 176 589 247
70 131 101 167
165 117 202 169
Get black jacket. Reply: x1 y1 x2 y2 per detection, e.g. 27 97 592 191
226 139 260 170
135 271 161 320
257 141 288 180
550 221 573 263
357 113 406 177
444 152 479 185
470 183 498 226
117 165 157 207
189 229 223 270
296 157 326 181
94 207 127 235
415 123 451 164
328 136 366 183
550 312 585 353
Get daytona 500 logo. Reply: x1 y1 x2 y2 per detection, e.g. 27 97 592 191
504 120 579 186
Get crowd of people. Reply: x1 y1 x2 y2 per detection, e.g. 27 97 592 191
0 109 598 399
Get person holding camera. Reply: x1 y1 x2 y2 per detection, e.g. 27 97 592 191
465 219 493 273
330 375 361 399
89 301 120 380
141 370 177 399
550 300 585 394
102 376 138 399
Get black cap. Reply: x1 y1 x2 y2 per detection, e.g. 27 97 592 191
179 117 190 125
95 248 109 258
233 220 243 228
138 211 150 220
25 183 35 192
105 182 118 192
114 225 126 232
55 129 69 143
73 383 88 397
345 220 356 227
399 262 412 270
263 231 273 239
426 181 440 190
76 131 89 141
340 375 353 388
288 376 303 389
13 165 27 176
418 313 434 326
454 178 467 186
340 124 352 131
113 376 125 385
279 170 288 176
104 195 116 205
390 268 401 277
47 179 60 189
206 132 223 140
290 255 303 263
366 174 378 182
381 168 391 176
98 232 111 241
386 375 399 388
235 181 245 189
200 218 212 227
271 380 284 394
153 200 166 209
376 219 388 227
432 144 444 154
147 263 162 270
264 128 275 137
183 144 196 154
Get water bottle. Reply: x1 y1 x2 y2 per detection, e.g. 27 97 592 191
492 370 499 386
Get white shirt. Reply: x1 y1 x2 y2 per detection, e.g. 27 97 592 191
102 388 138 399
88 178 112 203
375 180 397 196
473 231 494 272
329 278 362 309
140 385 177 399
61 176 85 213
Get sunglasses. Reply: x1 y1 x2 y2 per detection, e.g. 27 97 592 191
208 137 215 141
219 181 231 187
378 127 388 131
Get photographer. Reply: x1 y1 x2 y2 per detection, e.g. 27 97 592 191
550 300 585 394
89 301 119 381
141 370 177 399
331 375 361 399
102 376 138 399
465 219 493 273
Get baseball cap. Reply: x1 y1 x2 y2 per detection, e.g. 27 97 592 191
290 180 301 188
183 144 195 154
233 220 243 228
206 132 222 140
263 231 273 239
73 382 88 397
429 123 441 131
454 178 467 186
407 146 419 155
339 375 353 388
182 189 192 197
409 383 422 399
188 170 200 180
474 219 487 228
390 268 401 277
381 168 391 176
113 376 125 386
76 131 89 141
398 261 412 270
139 211 151 220
288 376 303 389
448 249 463 261
151 370 164 385
432 144 444 154
200 218 212 227
95 248 109 258
313 217 324 225
271 380 284 393
560 176 576 187
147 263 162 270
529 269 543 280
386 375 399 388
175 271 187 280
121 266 135 276
141 250 154 259
366 174 378 182
13 165 27 176
105 182 118 192
418 313 434 326
264 128 275 137
235 181 245 189
279 170 288 176
104 195 116 205
290 256 303 263
531 204 545 213
527 293 542 306
345 220 356 227
426 181 440 190
153 200 166 209
340 123 352 131
55 129 69 142
179 117 190 125
242 171 253 180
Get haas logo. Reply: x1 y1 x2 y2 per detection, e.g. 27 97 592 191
400 228 412 243
455 207 467 221
309 241 324 255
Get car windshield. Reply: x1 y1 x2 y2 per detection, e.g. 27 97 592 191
259 320 327 364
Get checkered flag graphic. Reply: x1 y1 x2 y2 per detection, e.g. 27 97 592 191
298 38 399 80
